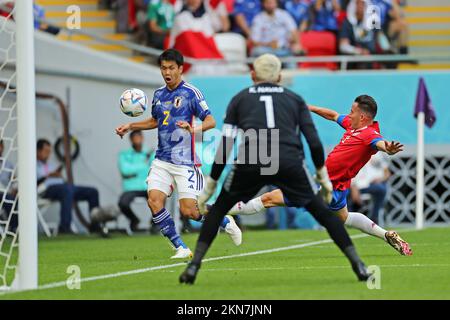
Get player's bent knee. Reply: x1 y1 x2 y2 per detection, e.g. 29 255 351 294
337 211 348 223
180 207 198 220
179 202 199 219
261 189 284 207
147 193 165 214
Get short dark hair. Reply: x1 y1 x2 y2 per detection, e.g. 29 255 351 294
261 0 278 4
129 130 143 140
158 49 184 67
37 139 51 151
354 95 377 119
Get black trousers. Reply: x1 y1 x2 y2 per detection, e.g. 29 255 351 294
118 191 147 223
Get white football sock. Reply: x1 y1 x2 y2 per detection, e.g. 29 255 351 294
228 197 265 216
345 212 387 241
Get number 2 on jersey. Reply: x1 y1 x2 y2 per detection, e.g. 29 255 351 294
260 95 275 128
163 111 170 126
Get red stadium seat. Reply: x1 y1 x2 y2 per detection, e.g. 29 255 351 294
299 31 338 70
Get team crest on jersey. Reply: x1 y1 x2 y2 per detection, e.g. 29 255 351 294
174 96 183 108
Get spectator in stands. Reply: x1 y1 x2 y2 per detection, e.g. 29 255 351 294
188 0 227 32
0 140 17 230
36 139 104 234
0 2 13 19
340 0 351 9
133 0 151 45
250 0 303 66
172 0 229 36
33 1 60 35
147 0 175 49
283 0 312 32
99 0 118 10
114 0 128 32
206 0 231 32
232 0 262 38
350 153 390 224
340 0 376 68
168 0 229 71
117 131 154 232
370 0 409 54
309 0 341 32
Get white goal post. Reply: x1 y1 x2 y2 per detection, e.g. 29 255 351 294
0 0 38 290
16 0 38 290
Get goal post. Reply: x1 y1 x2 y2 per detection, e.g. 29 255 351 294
16 0 38 290
0 0 38 291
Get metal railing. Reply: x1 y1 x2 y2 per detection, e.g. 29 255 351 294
58 23 450 70
47 13 450 70
2 4 449 71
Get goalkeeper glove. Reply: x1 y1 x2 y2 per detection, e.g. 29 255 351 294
315 166 333 204
198 176 217 214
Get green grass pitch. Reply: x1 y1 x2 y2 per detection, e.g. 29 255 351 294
1 227 450 299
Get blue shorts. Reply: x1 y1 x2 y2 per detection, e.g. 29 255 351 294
328 189 350 211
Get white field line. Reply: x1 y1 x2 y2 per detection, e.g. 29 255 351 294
8 229 418 294
149 264 450 273
184 263 450 272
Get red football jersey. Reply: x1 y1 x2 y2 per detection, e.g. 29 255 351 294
325 115 383 191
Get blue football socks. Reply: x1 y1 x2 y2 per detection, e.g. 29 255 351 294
152 208 187 249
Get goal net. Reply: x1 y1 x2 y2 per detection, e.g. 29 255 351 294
0 1 19 291
0 0 37 291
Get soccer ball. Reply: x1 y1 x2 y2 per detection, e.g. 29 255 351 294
119 88 147 117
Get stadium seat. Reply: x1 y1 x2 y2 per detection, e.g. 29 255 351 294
299 31 338 70
214 32 249 73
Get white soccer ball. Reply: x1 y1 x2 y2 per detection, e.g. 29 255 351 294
119 88 147 117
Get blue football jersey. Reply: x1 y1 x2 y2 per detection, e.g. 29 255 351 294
151 81 211 166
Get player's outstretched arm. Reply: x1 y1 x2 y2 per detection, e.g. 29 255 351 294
115 117 158 138
308 105 339 122
376 140 404 155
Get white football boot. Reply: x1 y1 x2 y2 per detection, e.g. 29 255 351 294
223 215 242 246
170 247 193 259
